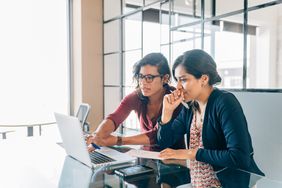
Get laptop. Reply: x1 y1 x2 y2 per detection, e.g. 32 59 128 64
54 113 136 169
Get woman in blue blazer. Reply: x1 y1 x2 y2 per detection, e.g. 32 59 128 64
157 49 264 187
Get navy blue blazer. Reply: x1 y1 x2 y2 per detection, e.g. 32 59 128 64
157 88 264 187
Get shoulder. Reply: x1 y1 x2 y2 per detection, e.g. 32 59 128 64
122 90 140 103
209 88 237 103
209 88 242 112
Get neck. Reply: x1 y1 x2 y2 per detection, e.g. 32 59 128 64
196 86 214 107
148 88 165 105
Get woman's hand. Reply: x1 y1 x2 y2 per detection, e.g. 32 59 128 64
163 89 184 111
86 133 118 147
159 148 198 160
161 89 184 124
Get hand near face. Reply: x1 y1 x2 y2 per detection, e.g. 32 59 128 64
161 89 184 124
159 148 198 160
163 89 184 112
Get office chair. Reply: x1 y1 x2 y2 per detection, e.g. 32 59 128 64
76 103 91 133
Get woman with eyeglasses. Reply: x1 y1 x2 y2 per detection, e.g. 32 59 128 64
157 49 264 187
87 53 185 150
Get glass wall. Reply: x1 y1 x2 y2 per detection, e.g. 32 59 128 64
103 0 282 130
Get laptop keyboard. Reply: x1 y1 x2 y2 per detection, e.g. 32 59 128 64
89 151 116 164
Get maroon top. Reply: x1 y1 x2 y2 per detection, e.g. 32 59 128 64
106 85 184 148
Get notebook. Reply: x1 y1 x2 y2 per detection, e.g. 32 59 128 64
54 113 136 169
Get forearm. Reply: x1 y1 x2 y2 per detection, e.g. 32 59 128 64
161 108 174 124
94 119 116 138
122 133 151 145
196 148 251 170
159 148 197 160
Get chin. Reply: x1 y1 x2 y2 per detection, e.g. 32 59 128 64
184 99 192 103
183 95 192 102
141 91 150 96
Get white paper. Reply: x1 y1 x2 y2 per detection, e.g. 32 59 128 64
126 149 163 160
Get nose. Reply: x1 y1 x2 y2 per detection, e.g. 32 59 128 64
176 80 183 89
139 78 148 86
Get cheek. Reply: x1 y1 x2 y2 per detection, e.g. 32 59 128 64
151 82 163 90
183 82 197 95
182 82 191 91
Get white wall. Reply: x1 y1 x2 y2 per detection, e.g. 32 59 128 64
232 91 282 181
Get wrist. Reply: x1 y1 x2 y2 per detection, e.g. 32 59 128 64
160 115 172 124
116 136 122 146
188 148 198 160
161 110 173 124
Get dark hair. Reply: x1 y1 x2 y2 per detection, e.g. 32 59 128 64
133 53 171 87
172 49 221 85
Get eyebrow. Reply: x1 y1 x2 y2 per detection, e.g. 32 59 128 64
139 73 158 76
177 75 187 80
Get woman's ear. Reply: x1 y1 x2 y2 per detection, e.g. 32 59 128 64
162 74 170 84
201 74 209 86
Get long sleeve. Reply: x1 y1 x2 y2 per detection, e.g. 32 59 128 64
157 107 190 149
196 92 253 170
106 92 138 130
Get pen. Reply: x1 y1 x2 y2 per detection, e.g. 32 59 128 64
180 101 189 109
91 143 101 150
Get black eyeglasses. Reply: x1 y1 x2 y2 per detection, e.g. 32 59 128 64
137 74 163 83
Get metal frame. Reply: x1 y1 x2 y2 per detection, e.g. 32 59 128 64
68 0 73 116
102 0 282 120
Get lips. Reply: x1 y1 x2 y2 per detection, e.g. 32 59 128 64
183 92 192 102
142 88 150 92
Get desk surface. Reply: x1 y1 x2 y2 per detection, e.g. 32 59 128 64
0 137 281 188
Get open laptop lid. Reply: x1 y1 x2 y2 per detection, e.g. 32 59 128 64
55 113 137 169
55 113 93 167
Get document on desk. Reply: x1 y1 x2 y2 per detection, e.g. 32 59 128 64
126 149 163 160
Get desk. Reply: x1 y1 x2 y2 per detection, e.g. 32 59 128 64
0 137 281 188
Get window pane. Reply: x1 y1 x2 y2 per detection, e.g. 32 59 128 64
172 24 201 42
145 0 160 6
206 0 243 18
0 0 68 124
143 21 161 55
171 24 202 61
123 0 143 14
247 4 282 89
104 20 121 54
104 0 121 21
172 0 201 27
123 50 142 87
205 14 244 89
160 2 170 45
123 12 142 51
248 0 276 7
143 3 161 55
104 54 121 86
160 45 170 64
172 37 201 63
104 87 121 117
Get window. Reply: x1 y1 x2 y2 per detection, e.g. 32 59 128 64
103 0 282 131
0 0 70 140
